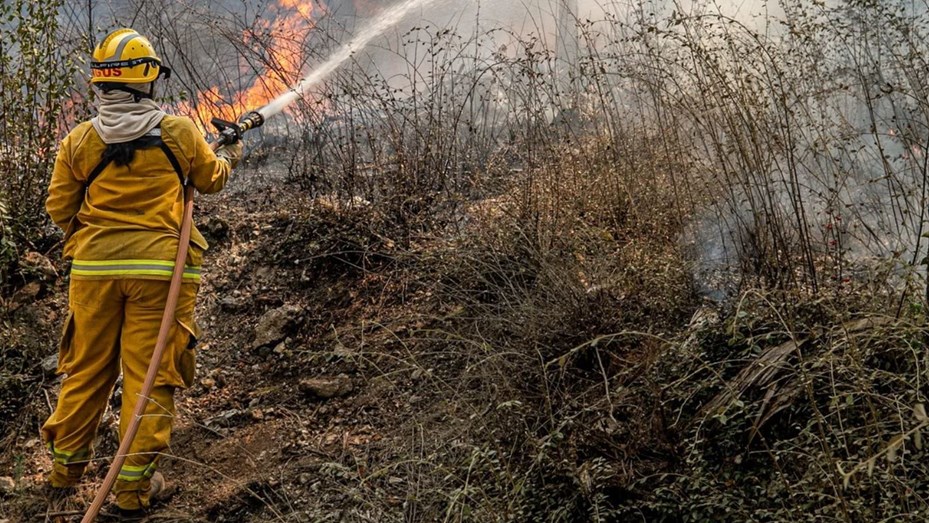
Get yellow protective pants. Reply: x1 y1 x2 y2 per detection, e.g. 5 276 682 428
41 278 199 510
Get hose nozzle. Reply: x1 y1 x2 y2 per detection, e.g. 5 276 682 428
211 111 265 145
238 111 264 133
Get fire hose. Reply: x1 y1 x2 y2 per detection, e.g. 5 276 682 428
81 111 264 523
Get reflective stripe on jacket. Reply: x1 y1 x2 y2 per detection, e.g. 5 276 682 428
46 115 230 280
70 259 201 283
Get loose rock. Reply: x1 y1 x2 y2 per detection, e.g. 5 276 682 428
299 375 353 399
41 354 59 376
204 409 247 428
10 282 41 311
21 251 57 281
252 305 302 349
200 216 229 242
0 476 15 495
218 296 245 313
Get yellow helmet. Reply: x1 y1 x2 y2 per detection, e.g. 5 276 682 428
90 28 171 84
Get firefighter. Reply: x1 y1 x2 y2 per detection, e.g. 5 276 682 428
42 28 242 519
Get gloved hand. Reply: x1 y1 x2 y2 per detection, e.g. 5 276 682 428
215 140 244 169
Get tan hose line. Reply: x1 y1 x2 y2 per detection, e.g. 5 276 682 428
82 142 219 522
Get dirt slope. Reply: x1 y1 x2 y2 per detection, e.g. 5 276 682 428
1 175 470 522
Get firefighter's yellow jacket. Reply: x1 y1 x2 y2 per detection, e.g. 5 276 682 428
46 114 230 281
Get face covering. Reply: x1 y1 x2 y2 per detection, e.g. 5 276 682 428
91 85 166 144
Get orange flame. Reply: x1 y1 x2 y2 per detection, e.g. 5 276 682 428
175 0 319 131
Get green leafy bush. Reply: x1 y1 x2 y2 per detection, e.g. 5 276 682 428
0 0 79 290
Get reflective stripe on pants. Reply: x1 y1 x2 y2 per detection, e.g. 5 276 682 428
42 279 199 509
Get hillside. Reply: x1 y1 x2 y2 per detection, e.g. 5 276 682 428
3 0 929 521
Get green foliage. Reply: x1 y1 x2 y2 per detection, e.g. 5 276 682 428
0 0 79 285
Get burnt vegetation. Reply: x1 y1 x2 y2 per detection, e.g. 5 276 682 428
3 0 929 521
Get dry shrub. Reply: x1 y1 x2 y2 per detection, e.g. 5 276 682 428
444 135 693 363
416 133 697 520
632 289 929 521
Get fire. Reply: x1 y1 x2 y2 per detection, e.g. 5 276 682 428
174 0 319 131
281 0 314 18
